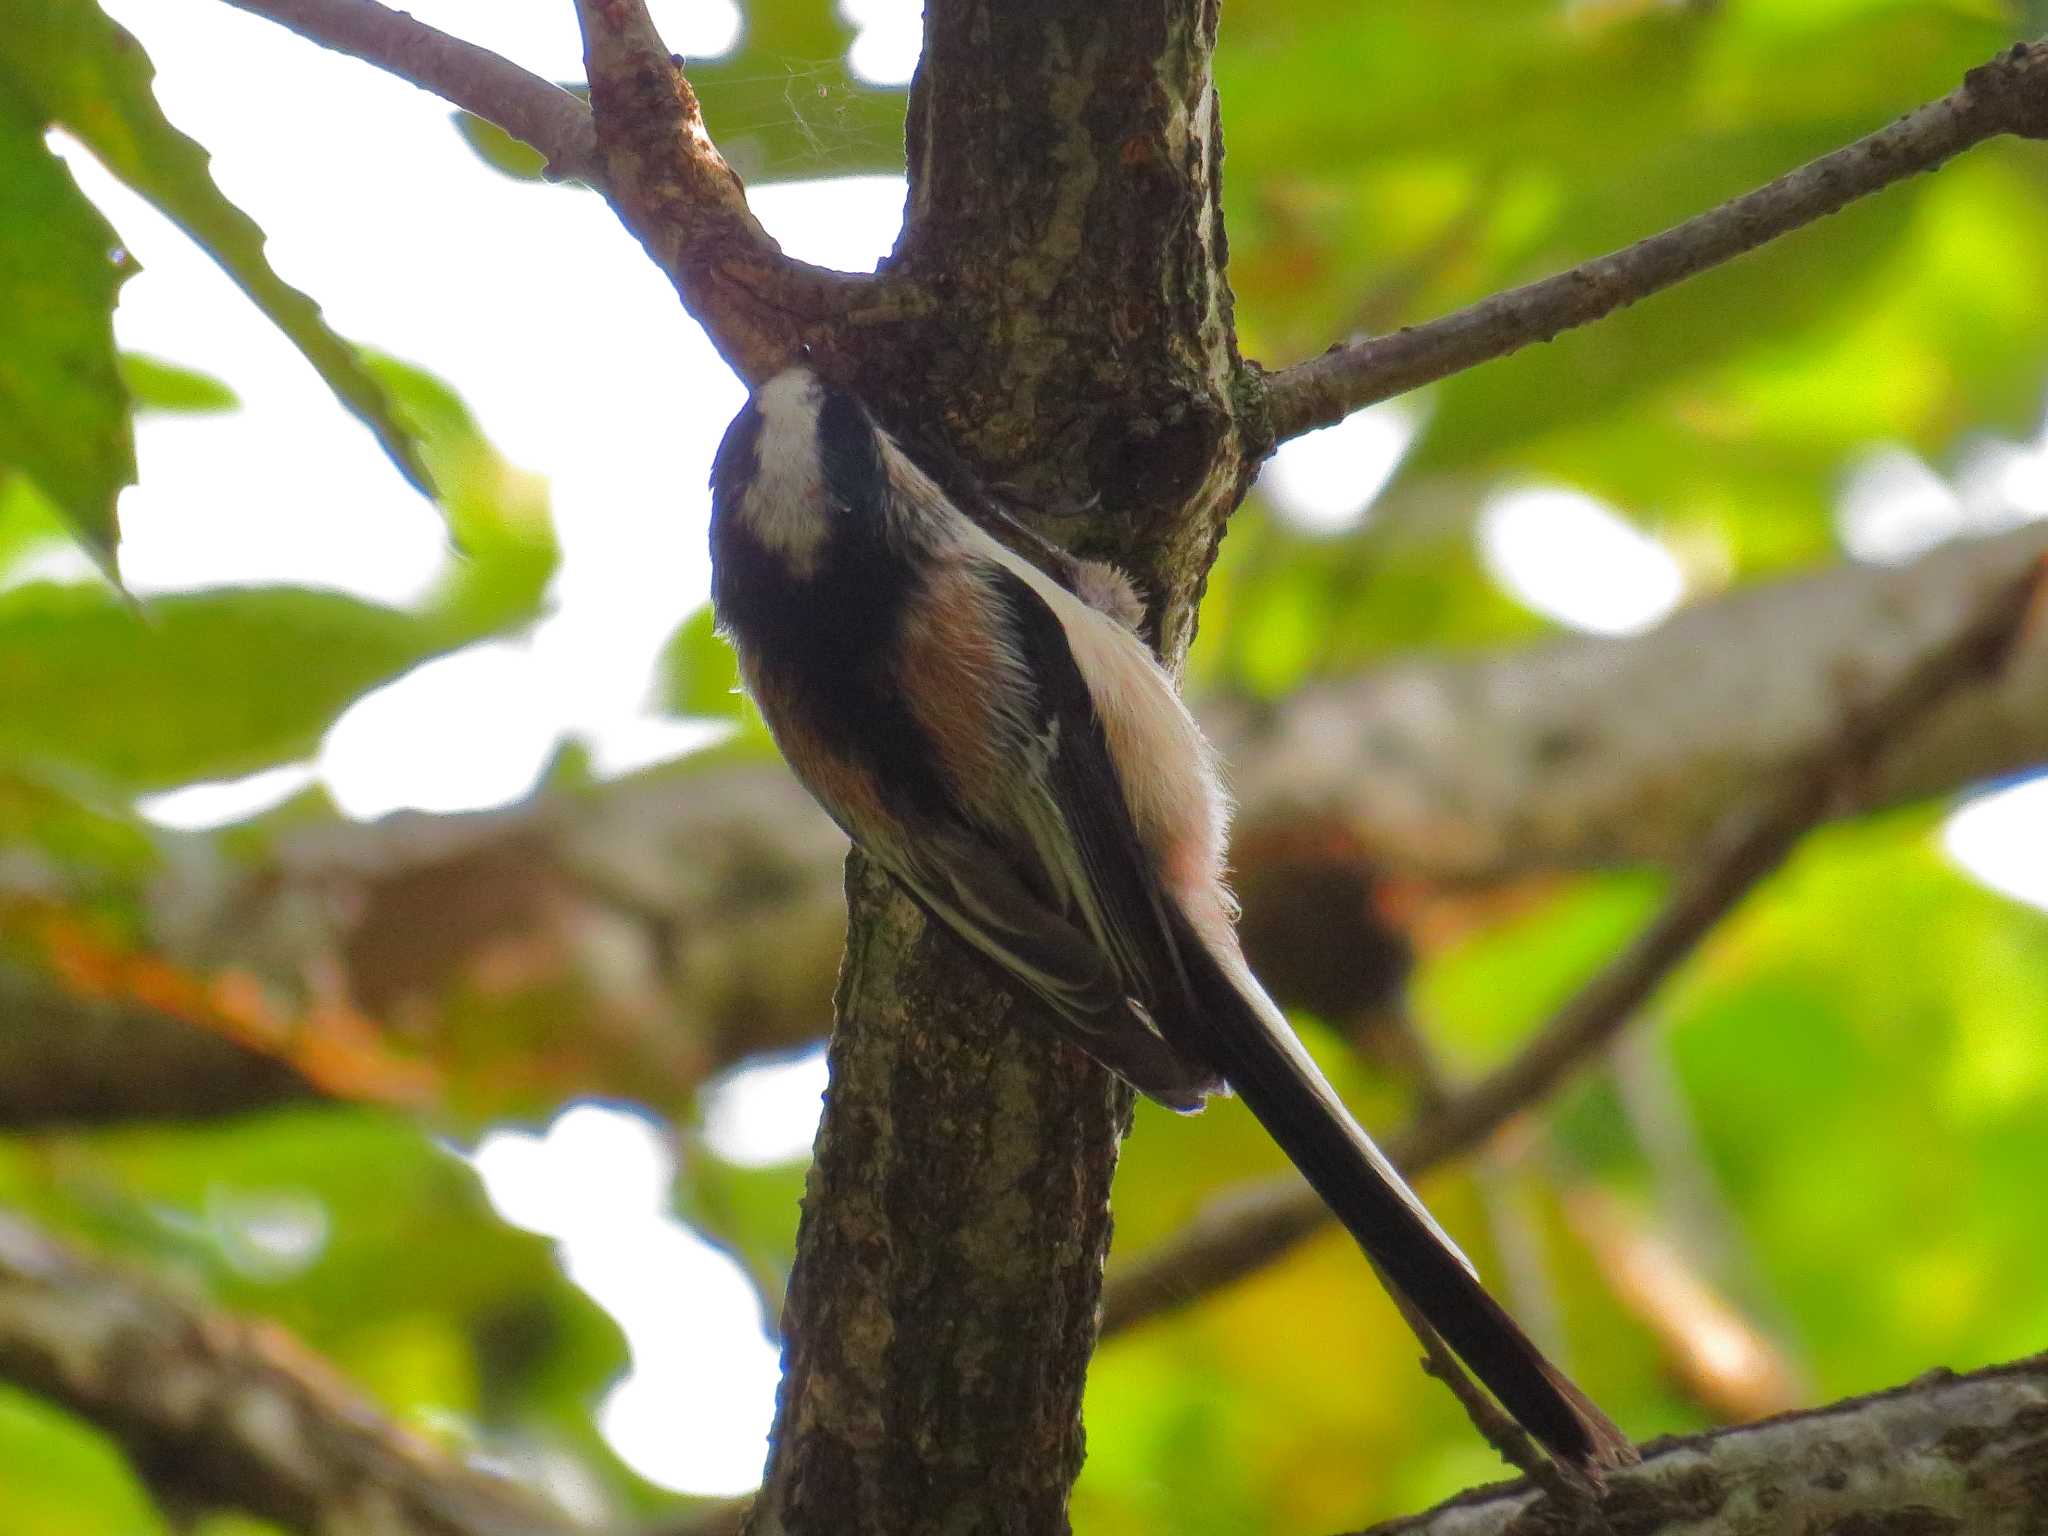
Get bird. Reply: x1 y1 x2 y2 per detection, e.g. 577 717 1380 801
707 364 1632 1475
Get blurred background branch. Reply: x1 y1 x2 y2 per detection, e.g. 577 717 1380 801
0 1213 578 1536
0 962 323 1127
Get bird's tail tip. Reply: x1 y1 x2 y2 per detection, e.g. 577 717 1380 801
1542 1364 1638 1479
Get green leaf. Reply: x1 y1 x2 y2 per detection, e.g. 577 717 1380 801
364 354 558 631
0 0 435 500
118 352 239 413
679 1143 806 1321
0 1108 636 1497
0 355 557 792
1408 136 1912 478
453 107 555 182
0 474 87 584
660 605 746 720
0 583 454 789
691 40 905 186
0 117 132 560
0 1387 170 1536
0 765 159 880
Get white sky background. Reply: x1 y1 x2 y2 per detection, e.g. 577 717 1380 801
36 0 2048 1507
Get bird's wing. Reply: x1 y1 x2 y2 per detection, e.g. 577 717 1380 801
977 567 1200 1005
829 554 1219 1109
879 817 1217 1109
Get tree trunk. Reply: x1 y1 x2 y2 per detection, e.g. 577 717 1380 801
750 3 1256 1532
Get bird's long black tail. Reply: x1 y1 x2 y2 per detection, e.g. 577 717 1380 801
1169 914 1633 1475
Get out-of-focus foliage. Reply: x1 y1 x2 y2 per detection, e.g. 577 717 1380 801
1198 0 2048 688
1 1 2045 1534
0 0 435 554
0 355 555 794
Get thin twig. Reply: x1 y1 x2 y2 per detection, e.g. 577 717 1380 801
1263 39 2048 443
220 0 602 182
1386 1287 1560 1490
1100 555 2048 1338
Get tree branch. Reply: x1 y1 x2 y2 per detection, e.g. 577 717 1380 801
220 0 881 379
219 0 602 182
570 0 875 384
1099 552 2046 1336
1346 1352 2048 1536
0 963 322 1126
0 1214 576 1536
1220 520 2048 879
1263 39 2048 442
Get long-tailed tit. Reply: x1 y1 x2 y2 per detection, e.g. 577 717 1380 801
709 366 1631 1473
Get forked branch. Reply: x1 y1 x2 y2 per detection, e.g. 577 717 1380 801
225 0 880 381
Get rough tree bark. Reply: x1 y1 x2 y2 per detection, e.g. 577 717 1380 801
1347 1354 2048 1536
749 6 1256 1533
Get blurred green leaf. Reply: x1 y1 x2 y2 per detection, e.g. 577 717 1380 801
0 0 434 501
660 605 745 720
119 352 238 414
1204 0 2043 654
364 354 558 630
0 354 557 791
1409 152 1909 479
1194 491 1551 693
0 1387 169 1536
452 106 559 182
0 766 158 880
679 1142 805 1321
0 584 448 790
0 117 132 561
1659 815 2048 1396
693 27 905 187
0 475 86 584
1417 875 1663 1065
